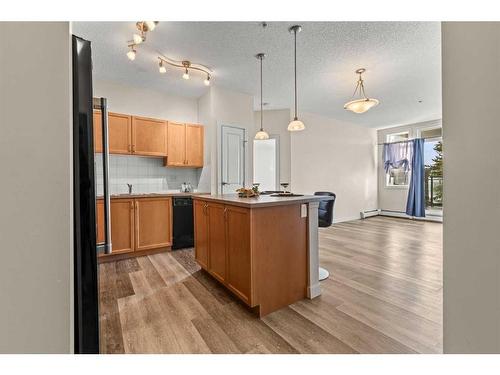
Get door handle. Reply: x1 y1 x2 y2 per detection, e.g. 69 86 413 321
221 182 228 185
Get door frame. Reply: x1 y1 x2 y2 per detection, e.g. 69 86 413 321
218 124 247 194
253 134 280 191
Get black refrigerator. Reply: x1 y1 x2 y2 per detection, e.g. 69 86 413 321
72 35 112 353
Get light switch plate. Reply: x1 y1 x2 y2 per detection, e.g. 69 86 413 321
301 204 307 218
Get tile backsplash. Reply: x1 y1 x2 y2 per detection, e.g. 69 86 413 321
95 154 201 195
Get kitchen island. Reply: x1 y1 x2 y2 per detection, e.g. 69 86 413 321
192 194 332 317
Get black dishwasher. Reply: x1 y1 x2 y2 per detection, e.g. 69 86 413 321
172 197 194 250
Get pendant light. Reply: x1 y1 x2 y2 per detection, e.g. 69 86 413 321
344 68 379 114
288 25 305 132
255 53 269 140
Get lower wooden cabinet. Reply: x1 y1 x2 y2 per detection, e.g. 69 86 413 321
194 201 252 305
97 197 171 257
135 197 172 251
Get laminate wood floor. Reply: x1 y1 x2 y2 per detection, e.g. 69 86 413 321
98 216 443 354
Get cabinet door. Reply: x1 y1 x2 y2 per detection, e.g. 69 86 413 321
207 202 226 283
166 122 186 166
110 199 134 254
135 197 172 251
226 206 252 304
185 124 204 167
132 116 167 157
96 199 104 245
194 200 209 269
108 112 132 154
93 110 103 153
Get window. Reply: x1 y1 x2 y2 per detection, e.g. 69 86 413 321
420 127 443 212
385 131 410 187
253 137 279 192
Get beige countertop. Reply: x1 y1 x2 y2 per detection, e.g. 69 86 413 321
192 193 332 208
97 192 210 199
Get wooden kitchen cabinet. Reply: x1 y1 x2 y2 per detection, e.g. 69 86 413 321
97 198 135 256
194 201 251 304
193 200 209 269
185 124 204 167
134 197 172 251
166 121 186 166
165 122 204 167
207 202 227 283
225 205 251 304
132 116 167 157
93 110 132 154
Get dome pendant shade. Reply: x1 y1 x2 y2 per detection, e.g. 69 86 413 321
287 118 305 131
344 98 379 114
344 68 379 114
255 130 270 140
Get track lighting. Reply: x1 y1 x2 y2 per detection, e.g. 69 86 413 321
126 45 136 61
157 56 212 85
159 60 166 73
126 21 159 61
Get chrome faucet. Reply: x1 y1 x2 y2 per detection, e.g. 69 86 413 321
127 183 133 194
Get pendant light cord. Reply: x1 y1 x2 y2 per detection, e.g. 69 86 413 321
260 55 264 131
293 28 298 120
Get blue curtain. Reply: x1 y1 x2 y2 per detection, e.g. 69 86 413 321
406 138 426 217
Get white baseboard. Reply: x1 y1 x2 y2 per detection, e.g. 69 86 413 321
379 209 443 223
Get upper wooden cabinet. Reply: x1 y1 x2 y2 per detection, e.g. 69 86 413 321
166 121 186 166
166 122 204 167
132 116 167 157
93 109 203 166
93 111 131 154
186 124 204 167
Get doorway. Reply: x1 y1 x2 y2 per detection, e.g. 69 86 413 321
253 136 279 191
220 125 246 194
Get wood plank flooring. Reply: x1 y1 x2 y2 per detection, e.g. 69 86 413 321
98 216 442 354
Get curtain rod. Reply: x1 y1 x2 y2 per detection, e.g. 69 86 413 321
376 137 440 146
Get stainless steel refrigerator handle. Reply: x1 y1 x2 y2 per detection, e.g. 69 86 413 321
99 97 112 254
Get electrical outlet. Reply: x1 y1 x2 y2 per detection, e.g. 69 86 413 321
301 204 307 218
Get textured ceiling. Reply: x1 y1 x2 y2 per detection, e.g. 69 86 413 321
72 21 442 128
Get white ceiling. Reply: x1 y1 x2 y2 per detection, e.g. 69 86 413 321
72 21 442 128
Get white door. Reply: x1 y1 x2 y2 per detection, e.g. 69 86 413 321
253 136 279 192
221 125 245 194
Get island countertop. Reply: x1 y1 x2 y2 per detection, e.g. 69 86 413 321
193 193 333 208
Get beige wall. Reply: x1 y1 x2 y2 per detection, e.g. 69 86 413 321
94 80 199 123
0 22 72 353
377 119 441 213
290 111 378 222
442 22 500 353
198 86 255 193
253 109 292 184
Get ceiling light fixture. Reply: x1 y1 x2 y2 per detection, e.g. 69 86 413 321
288 25 305 132
157 56 213 85
126 45 136 61
255 53 269 140
125 21 158 60
344 68 379 114
158 60 166 73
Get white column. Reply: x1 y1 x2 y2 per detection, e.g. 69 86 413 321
307 201 321 298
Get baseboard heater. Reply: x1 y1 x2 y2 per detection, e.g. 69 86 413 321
360 209 380 219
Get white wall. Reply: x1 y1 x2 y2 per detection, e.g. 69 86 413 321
442 22 500 353
377 119 441 212
254 109 291 184
0 22 72 353
94 80 198 123
198 86 255 193
290 111 378 223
